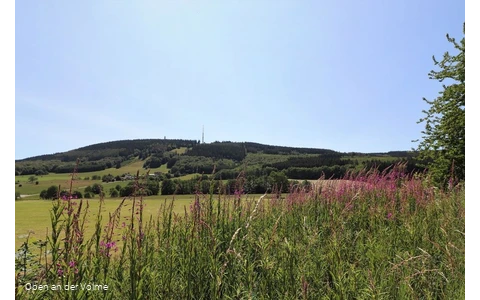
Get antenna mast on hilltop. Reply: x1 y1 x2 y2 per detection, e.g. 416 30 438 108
202 125 204 144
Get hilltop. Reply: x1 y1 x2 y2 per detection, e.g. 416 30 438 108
15 138 421 180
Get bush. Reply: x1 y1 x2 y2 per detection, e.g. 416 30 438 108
91 183 103 194
72 191 83 199
46 185 59 199
102 174 115 183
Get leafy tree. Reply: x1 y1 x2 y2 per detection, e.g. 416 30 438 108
109 188 119 198
102 174 115 182
143 156 163 169
91 183 103 194
40 185 59 200
416 23 465 186
145 179 160 196
40 190 48 200
27 176 38 184
72 191 83 199
120 184 135 197
161 179 176 195
35 169 48 176
268 171 290 193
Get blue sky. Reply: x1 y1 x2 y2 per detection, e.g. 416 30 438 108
14 0 465 160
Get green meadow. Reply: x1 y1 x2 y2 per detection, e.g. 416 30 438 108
15 195 196 251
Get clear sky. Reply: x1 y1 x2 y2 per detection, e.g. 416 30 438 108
14 0 465 160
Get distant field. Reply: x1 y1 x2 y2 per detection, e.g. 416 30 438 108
15 159 170 198
175 173 203 180
15 159 168 181
171 147 188 154
341 154 402 163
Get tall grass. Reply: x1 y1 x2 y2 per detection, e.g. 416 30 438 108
15 164 464 299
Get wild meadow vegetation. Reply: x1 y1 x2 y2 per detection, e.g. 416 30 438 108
15 165 464 299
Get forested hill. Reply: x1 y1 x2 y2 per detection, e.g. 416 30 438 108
15 139 420 178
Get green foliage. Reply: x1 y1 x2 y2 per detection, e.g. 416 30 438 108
72 190 83 199
417 23 465 186
117 178 160 197
244 142 336 155
39 185 59 200
170 155 236 176
142 155 167 169
145 178 160 196
90 183 103 194
27 176 38 183
187 142 247 161
266 153 351 170
161 178 176 195
15 139 197 175
109 188 119 198
268 170 290 193
101 173 115 182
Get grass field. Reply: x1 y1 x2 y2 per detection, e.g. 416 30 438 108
15 195 196 251
15 193 267 251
